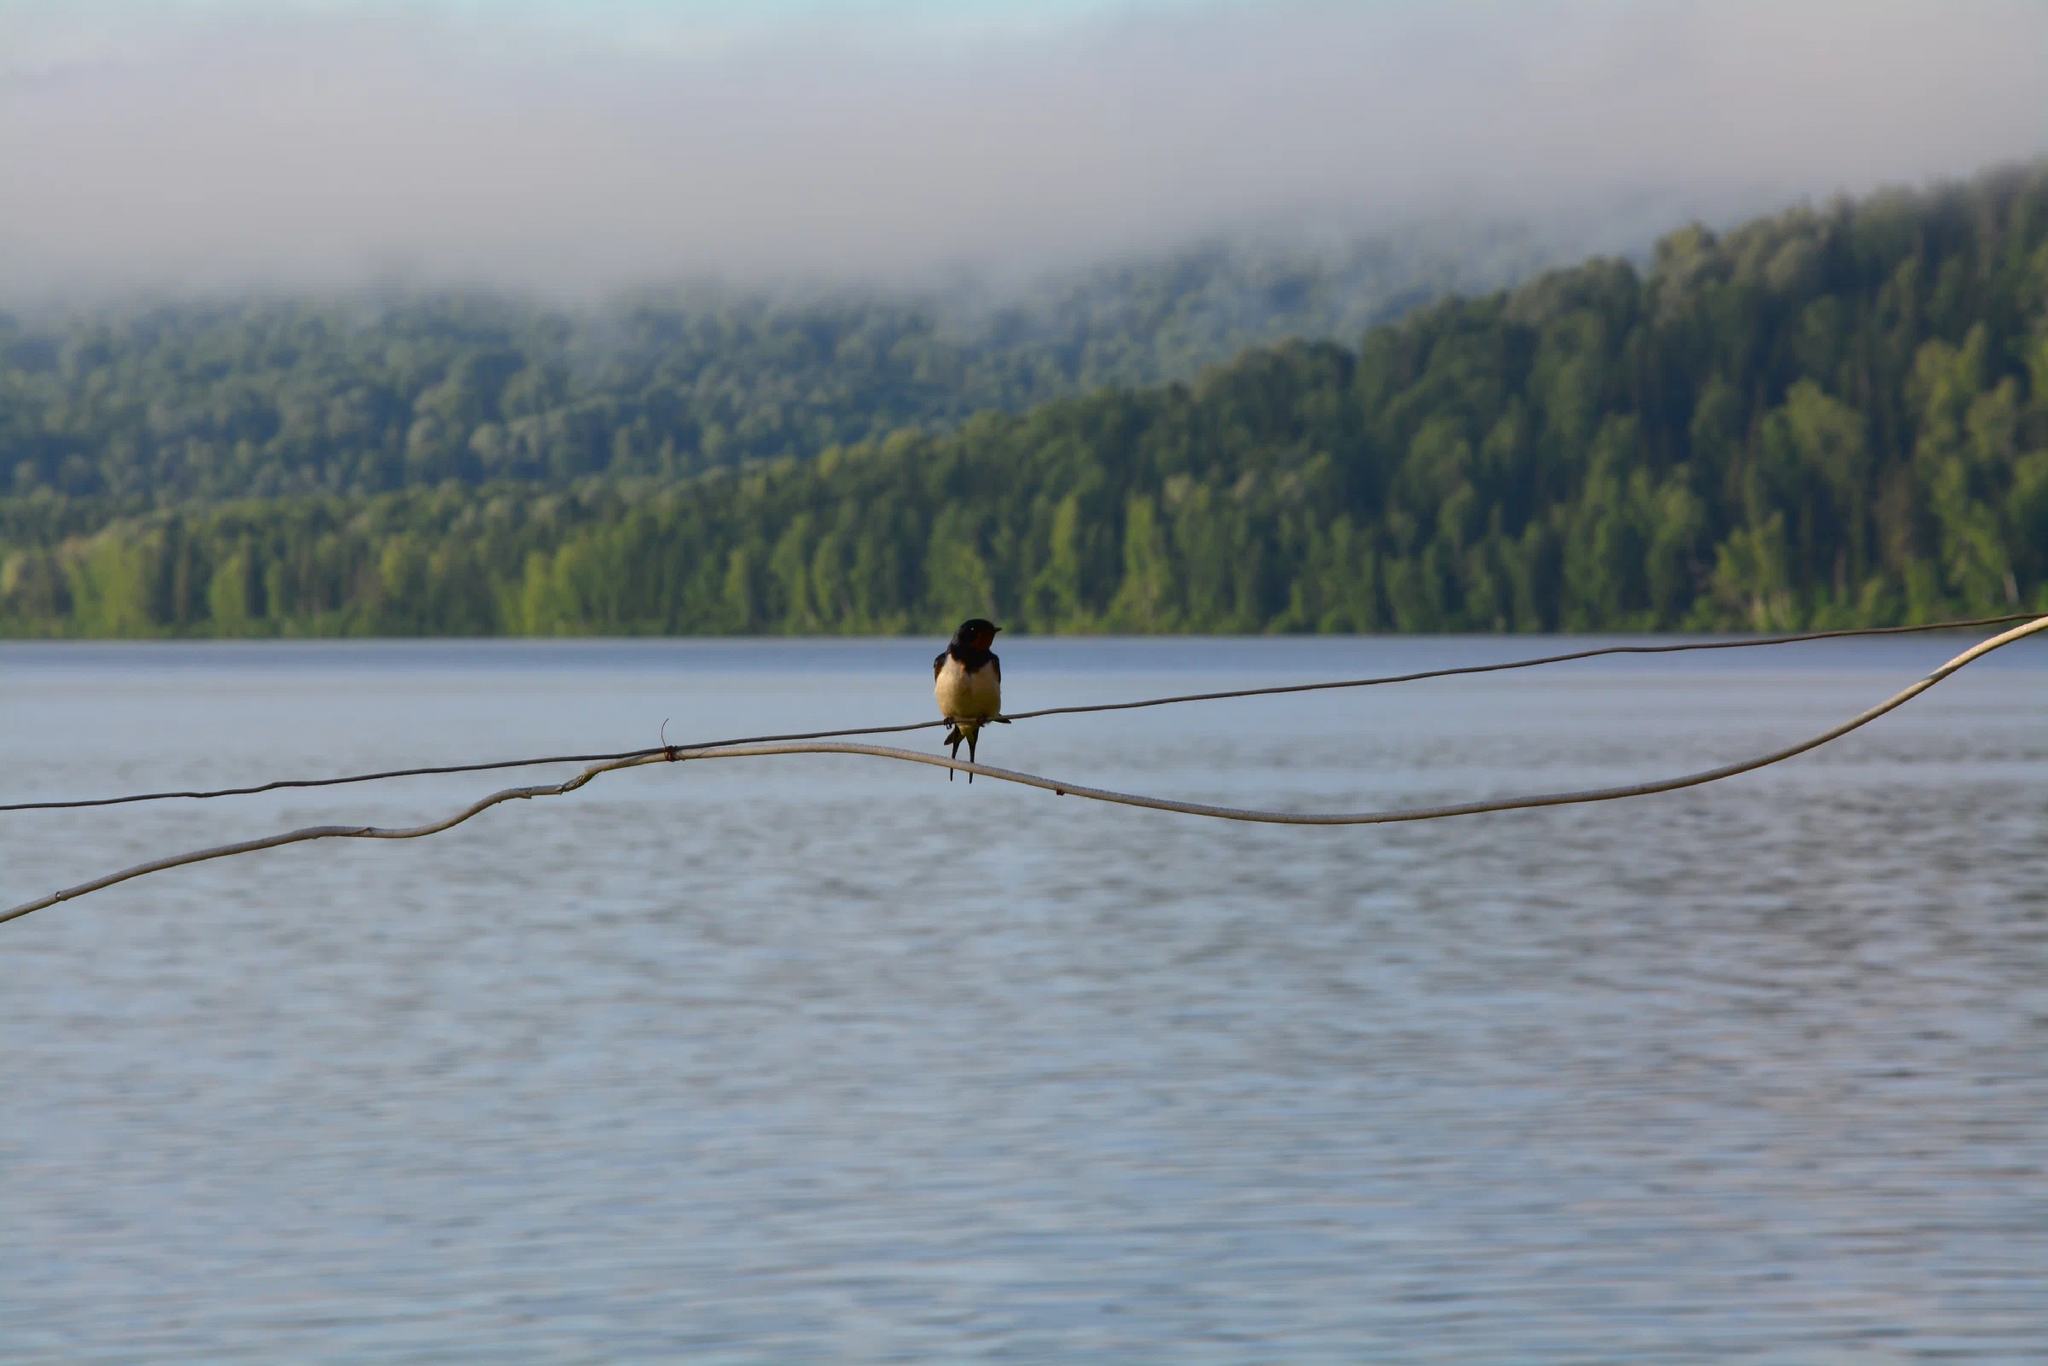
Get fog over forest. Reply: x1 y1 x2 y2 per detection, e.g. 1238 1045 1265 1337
5 2 2044 642
4 0 2043 299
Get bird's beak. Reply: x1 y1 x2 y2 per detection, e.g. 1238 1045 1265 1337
992 626 1003 634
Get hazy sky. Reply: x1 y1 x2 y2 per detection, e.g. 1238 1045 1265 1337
3 0 2043 297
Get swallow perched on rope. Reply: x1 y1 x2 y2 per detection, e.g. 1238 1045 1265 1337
933 618 1009 781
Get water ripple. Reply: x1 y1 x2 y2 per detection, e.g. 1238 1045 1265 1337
4 636 2045 1362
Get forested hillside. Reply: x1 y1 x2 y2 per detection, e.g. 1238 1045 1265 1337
0 223 1560 503
3 165 2044 637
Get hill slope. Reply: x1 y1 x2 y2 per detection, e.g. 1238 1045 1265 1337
0 222 1565 504
3 165 2045 636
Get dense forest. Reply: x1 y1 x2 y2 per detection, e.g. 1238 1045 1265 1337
2 165 2044 637
0 222 1565 503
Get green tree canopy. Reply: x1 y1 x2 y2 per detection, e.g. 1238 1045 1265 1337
4 164 2045 638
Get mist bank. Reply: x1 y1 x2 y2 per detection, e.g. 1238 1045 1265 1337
4 0 2043 296
0 219 1612 502
5 165 2045 638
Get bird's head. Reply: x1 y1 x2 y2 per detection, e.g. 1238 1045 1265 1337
952 618 1002 650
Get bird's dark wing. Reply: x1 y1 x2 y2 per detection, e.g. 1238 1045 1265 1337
991 654 1001 683
933 650 947 678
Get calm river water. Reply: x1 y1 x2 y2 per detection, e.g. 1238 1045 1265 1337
4 635 2046 1363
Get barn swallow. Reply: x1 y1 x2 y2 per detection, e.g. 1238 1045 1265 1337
933 618 1008 781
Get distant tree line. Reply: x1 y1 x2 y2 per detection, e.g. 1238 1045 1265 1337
0 225 1558 503
2 165 2044 637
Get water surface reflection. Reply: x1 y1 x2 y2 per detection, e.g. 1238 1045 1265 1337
5 636 2045 1362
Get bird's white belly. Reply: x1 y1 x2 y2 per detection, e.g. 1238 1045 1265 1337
935 658 1001 720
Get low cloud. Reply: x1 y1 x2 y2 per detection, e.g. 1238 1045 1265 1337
3 0 2043 298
